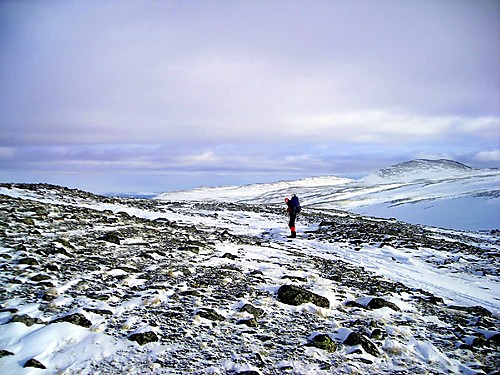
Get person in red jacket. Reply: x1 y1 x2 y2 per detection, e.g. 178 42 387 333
285 194 300 238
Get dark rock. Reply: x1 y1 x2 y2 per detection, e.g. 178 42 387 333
11 314 42 326
196 309 226 321
0 350 14 358
84 308 113 316
370 328 386 340
359 335 380 357
31 274 51 282
237 318 258 328
344 331 361 346
308 334 337 353
22 217 35 226
53 313 92 328
472 334 487 347
18 257 39 266
277 284 330 308
23 358 46 369
367 297 401 312
179 246 199 254
128 331 159 346
345 300 366 309
235 371 260 375
99 232 121 244
343 332 380 357
222 252 238 260
238 304 264 318
448 305 492 317
281 274 308 282
488 333 500 345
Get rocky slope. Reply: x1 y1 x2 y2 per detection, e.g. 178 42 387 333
0 183 499 374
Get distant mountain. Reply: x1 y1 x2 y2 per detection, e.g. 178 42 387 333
156 159 500 231
363 159 474 183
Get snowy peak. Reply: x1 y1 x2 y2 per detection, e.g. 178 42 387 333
363 159 474 183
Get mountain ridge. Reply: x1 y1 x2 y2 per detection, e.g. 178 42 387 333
156 159 500 231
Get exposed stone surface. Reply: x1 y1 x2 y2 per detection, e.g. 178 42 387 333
277 284 330 308
23 358 46 369
128 331 159 346
308 333 337 353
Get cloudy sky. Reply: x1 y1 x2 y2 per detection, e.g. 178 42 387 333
1 0 499 193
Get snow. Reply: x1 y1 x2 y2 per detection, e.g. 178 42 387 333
0 164 499 374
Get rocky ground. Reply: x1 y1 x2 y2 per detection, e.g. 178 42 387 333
0 183 499 374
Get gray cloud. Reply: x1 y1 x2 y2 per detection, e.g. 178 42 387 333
0 0 499 192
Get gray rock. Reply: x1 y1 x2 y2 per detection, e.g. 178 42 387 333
277 284 330 308
128 331 159 346
308 333 337 353
238 303 264 318
53 313 92 328
196 309 226 321
367 297 401 312
23 358 46 369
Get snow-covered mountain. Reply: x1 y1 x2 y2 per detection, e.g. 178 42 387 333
157 159 500 231
0 183 498 374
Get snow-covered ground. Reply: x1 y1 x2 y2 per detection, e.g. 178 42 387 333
0 182 498 374
157 159 500 231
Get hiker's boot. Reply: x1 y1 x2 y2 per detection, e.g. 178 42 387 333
288 228 297 238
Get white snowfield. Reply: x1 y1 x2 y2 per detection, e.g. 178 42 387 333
157 159 500 232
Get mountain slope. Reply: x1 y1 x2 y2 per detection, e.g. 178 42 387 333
1 183 499 374
157 160 500 231
0 183 498 374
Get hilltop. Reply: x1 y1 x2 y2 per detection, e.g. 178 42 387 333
157 160 500 231
0 182 498 374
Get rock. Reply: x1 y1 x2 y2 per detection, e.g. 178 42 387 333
488 333 500 346
43 287 59 301
222 252 238 260
23 358 46 369
235 371 260 375
99 232 121 244
11 314 42 326
22 217 35 226
237 318 259 328
128 331 159 346
345 300 366 309
18 257 39 266
53 313 92 328
238 303 264 318
344 331 362 346
196 309 226 321
367 297 401 312
277 285 330 308
370 328 386 340
31 274 52 282
308 333 337 353
343 332 380 357
0 350 14 358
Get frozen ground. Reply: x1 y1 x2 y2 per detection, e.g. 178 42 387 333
0 183 499 374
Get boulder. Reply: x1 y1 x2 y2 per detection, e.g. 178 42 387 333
367 297 401 312
196 309 225 322
308 333 337 353
23 358 46 369
238 303 264 318
343 332 380 357
237 318 259 328
53 313 92 328
277 285 330 308
128 331 159 346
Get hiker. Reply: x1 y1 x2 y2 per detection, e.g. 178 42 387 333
285 194 301 238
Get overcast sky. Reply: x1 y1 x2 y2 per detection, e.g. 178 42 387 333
1 0 499 193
